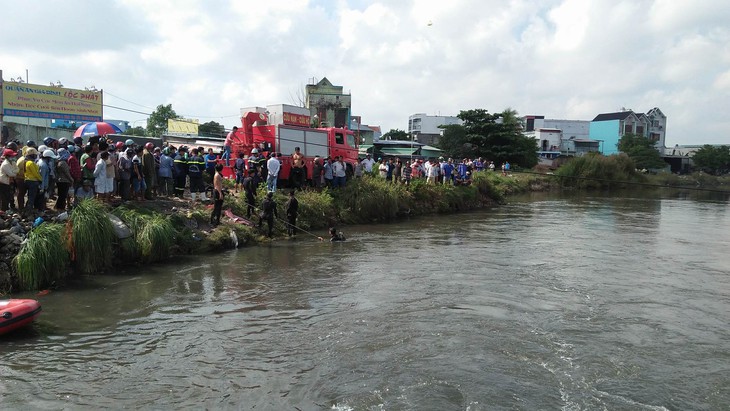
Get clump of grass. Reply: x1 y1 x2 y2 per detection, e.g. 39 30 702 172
14 223 69 290
69 199 114 274
294 189 337 231
137 214 176 262
555 153 643 189
335 176 409 223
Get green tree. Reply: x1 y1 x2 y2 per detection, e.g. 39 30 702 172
123 126 146 136
199 121 226 137
617 133 666 170
147 104 177 137
381 128 408 140
438 108 537 168
691 145 730 174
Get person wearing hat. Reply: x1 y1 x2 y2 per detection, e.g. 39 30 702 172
117 148 133 201
55 148 73 211
158 147 174 197
74 179 95 206
15 146 28 209
173 146 188 198
23 148 43 211
37 149 58 210
0 148 19 211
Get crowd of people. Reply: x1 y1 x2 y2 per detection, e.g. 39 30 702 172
0 134 511 240
350 153 506 186
0 136 230 217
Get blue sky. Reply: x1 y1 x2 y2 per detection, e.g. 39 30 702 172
1 0 729 145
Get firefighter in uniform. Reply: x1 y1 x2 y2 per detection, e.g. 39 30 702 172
173 146 188 198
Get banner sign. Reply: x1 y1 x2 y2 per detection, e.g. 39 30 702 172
167 118 199 135
1 81 103 122
282 112 310 127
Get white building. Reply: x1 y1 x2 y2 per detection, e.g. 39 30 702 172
523 116 598 160
407 113 463 146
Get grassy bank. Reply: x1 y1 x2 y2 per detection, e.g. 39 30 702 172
4 171 544 292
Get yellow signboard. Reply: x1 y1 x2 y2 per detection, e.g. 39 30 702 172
167 118 199 135
1 81 103 122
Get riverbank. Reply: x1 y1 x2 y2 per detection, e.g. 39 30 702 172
0 171 552 294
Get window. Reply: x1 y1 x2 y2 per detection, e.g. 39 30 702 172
624 124 633 134
335 133 344 144
636 125 644 135
346 134 355 147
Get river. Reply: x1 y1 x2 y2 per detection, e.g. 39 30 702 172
1 191 729 410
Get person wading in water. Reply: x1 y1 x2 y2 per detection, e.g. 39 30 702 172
285 189 299 237
259 191 278 238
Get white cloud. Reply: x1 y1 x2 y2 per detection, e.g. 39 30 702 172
1 0 728 145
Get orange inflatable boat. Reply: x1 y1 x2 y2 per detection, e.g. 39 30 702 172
0 299 42 336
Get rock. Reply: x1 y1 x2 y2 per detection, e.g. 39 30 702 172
107 213 132 239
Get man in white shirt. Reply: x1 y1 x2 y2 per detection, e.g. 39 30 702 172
361 153 375 173
266 153 280 192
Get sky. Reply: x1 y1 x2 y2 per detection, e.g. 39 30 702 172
1 0 729 145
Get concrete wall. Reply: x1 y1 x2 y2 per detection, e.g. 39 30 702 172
3 121 74 145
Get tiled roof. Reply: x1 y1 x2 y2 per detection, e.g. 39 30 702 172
592 111 634 121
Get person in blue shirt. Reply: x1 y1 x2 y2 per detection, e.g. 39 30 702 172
204 148 217 177
456 159 469 180
158 147 174 197
441 158 454 185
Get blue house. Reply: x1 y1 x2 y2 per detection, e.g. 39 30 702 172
589 108 666 155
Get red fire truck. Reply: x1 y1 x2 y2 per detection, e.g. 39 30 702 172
228 107 359 183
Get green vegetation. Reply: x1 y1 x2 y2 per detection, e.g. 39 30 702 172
137 215 177 262
147 104 177 137
690 145 730 175
14 223 69 290
6 171 547 292
617 133 666 170
554 153 644 189
70 199 115 274
438 108 538 169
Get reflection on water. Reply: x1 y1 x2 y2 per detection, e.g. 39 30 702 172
1 191 729 410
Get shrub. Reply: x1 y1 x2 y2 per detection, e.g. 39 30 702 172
555 153 644 189
137 214 176 262
69 199 114 274
14 223 69 290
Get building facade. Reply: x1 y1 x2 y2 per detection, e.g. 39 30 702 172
589 108 666 155
407 113 462 146
305 77 352 129
523 116 598 161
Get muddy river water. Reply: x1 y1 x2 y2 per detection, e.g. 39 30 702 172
1 191 728 410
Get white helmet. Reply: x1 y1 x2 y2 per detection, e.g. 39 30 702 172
251 148 259 154
43 149 58 159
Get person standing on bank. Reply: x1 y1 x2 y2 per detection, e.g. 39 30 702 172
173 146 188 198
259 191 278 238
291 146 305 190
266 152 280 193
210 164 224 226
285 189 299 237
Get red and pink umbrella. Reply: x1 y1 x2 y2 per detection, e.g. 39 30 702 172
73 122 123 137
